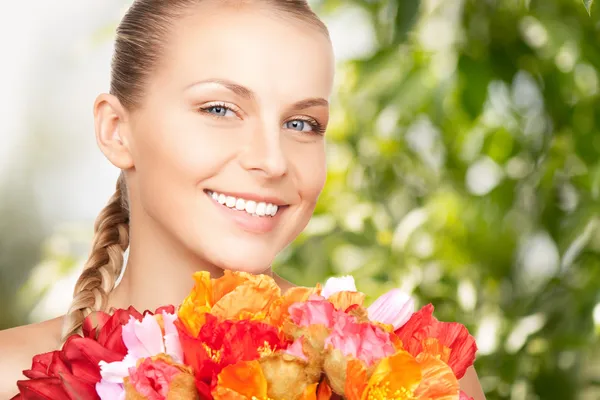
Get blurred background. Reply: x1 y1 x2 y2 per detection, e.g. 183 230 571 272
1 0 599 398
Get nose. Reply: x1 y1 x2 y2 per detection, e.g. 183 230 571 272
238 122 288 179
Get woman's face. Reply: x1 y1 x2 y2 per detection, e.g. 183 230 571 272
122 4 334 273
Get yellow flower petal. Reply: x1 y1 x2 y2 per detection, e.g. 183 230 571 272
260 352 320 400
301 383 319 400
211 275 280 320
178 271 213 336
266 286 318 327
327 291 365 312
363 350 422 400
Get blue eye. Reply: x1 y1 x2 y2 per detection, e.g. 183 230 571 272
285 120 312 132
205 105 234 117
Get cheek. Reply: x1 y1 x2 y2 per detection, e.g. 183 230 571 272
288 140 327 204
129 111 239 219
133 112 236 185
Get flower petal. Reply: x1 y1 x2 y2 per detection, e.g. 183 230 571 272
414 353 460 400
328 291 365 312
368 289 415 330
211 274 280 321
16 378 69 399
321 276 357 299
395 304 477 379
213 360 268 399
285 337 308 361
99 355 137 383
289 298 336 328
266 286 318 327
345 359 368 400
301 383 319 400
178 271 214 337
317 379 333 400
133 314 165 356
121 316 146 359
162 312 183 363
96 380 125 400
364 350 422 399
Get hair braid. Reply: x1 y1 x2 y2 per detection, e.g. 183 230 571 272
61 174 130 341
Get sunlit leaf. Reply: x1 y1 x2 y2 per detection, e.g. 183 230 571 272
583 0 594 15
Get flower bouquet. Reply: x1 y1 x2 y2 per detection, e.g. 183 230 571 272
13 271 477 399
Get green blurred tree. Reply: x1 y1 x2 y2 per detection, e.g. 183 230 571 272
275 0 600 399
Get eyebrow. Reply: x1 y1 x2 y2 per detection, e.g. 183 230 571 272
185 78 329 110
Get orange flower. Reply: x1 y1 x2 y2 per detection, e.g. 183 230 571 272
345 349 459 400
178 271 283 337
327 291 365 312
266 286 321 327
178 271 214 336
212 360 269 400
213 360 331 400
414 353 460 400
394 304 477 379
211 271 281 321
302 380 333 400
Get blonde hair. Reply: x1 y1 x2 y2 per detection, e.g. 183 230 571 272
62 0 329 340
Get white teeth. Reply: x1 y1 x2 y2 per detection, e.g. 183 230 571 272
225 196 236 208
245 200 257 214
207 191 281 217
235 198 245 210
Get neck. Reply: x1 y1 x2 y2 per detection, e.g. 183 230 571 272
107 209 285 313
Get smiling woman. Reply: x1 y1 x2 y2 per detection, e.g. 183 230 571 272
0 0 484 399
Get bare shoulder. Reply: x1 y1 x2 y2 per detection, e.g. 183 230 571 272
460 366 487 399
0 317 63 398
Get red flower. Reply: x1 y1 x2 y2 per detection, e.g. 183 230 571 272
394 304 477 379
14 307 173 400
15 336 120 399
176 313 290 393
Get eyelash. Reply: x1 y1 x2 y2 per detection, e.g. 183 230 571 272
198 102 325 136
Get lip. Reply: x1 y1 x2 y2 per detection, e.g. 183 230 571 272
205 191 288 234
204 189 288 206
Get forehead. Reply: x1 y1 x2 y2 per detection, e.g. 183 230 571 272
156 4 335 100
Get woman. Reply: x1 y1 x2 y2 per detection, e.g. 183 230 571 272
0 0 485 398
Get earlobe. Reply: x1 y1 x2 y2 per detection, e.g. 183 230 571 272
94 93 134 169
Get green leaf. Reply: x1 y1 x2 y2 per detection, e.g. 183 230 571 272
584 0 594 15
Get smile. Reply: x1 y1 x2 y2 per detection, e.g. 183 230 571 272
206 190 283 217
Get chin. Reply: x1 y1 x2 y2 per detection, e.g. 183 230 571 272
200 240 280 276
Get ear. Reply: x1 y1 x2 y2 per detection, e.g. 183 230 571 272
94 93 134 169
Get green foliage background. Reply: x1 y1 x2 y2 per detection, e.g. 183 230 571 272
275 0 600 399
1 0 599 399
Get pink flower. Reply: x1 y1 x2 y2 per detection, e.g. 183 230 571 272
367 288 415 330
127 358 181 399
325 314 395 366
97 311 182 399
284 337 308 361
289 297 336 328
